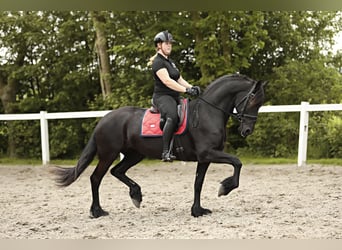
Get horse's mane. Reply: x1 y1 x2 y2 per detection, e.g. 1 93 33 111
204 74 255 93
202 74 264 108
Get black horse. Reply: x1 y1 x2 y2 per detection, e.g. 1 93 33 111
52 74 266 218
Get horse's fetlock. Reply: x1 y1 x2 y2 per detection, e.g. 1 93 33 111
130 185 141 197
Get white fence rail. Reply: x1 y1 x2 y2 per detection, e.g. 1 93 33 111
0 101 341 166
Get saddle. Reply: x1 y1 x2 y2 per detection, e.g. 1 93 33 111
140 98 188 137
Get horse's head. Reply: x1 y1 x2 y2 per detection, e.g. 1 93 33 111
234 80 267 137
199 74 267 137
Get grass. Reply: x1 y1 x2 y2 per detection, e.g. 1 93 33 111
240 157 342 166
0 157 42 165
307 158 342 166
0 156 341 166
239 156 297 165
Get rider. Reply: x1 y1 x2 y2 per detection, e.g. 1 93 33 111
149 30 200 162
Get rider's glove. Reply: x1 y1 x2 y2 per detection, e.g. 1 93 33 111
186 86 201 96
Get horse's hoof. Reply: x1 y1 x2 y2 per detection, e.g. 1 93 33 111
218 183 235 196
131 198 141 208
218 177 238 197
218 184 226 197
129 186 142 208
191 206 212 217
90 207 109 218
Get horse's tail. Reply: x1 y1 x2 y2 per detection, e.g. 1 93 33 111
51 132 97 187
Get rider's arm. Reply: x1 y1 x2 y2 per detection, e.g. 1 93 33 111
156 68 187 93
177 76 193 89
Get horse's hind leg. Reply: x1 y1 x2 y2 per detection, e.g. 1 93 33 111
90 155 117 218
110 150 145 208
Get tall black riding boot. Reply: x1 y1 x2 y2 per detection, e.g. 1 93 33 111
161 117 176 162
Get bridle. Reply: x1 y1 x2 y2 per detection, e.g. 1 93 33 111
232 83 258 122
198 83 258 122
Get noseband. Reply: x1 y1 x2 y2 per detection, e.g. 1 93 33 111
198 83 258 122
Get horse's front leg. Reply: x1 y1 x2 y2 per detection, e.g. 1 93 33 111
218 159 242 197
191 162 212 217
200 150 242 197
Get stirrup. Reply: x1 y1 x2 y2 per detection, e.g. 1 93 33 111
161 151 176 162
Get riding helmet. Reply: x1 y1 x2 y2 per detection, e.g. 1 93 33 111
153 30 176 46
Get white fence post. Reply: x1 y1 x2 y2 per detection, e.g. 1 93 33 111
297 102 309 167
40 111 50 165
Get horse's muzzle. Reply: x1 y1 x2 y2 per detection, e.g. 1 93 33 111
239 125 253 138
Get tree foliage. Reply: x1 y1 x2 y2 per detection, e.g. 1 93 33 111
0 11 341 159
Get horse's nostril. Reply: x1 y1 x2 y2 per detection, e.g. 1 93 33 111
241 128 251 137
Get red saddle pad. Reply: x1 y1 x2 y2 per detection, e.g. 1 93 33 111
140 99 188 137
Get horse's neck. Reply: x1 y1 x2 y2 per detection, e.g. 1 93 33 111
203 80 250 111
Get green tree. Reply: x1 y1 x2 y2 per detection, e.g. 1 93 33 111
245 11 341 80
231 11 342 158
191 11 267 85
91 11 112 99
243 58 342 158
0 11 99 158
0 11 41 156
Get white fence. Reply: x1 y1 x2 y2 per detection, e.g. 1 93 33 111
0 101 341 166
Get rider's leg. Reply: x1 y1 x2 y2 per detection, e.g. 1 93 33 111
152 95 179 162
161 117 176 162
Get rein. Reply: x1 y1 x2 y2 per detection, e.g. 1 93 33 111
198 83 258 122
197 96 229 116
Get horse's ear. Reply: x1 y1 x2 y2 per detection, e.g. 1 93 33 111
253 80 263 92
254 80 268 92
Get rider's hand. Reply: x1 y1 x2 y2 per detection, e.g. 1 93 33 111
186 86 201 96
192 86 201 96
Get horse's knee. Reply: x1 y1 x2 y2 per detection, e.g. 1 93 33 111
231 157 242 169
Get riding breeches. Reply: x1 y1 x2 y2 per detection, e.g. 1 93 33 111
152 95 179 130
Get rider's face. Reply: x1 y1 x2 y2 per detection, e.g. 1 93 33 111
158 41 172 56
